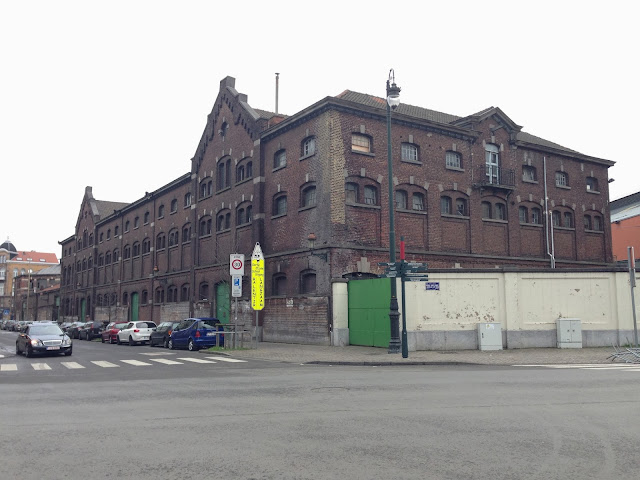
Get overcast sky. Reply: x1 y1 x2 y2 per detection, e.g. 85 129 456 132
1 1 638 255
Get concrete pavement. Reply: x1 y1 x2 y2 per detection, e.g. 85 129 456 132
208 342 625 366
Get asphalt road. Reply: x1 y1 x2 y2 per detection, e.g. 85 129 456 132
1 329 640 480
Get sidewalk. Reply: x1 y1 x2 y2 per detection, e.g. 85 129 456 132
207 342 621 366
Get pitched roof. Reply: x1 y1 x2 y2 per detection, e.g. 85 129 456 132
10 251 58 264
335 90 583 156
610 191 640 221
34 265 61 275
94 200 129 218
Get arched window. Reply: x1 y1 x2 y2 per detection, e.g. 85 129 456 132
82 259 87 270
200 177 213 198
217 211 231 231
180 284 190 302
158 204 165 218
114 225 120 236
563 211 574 228
345 183 358 203
134 217 139 229
132 242 140 257
155 287 165 304
273 274 287 296
495 203 506 220
274 149 287 169
302 137 316 157
124 220 130 233
199 282 209 301
237 204 252 226
555 171 568 187
167 285 178 303
363 186 377 205
412 193 425 211
123 292 129 306
531 207 542 225
123 245 131 259
142 238 151 254
170 199 178 213
89 234 94 246
446 151 462 169
301 185 316 208
199 217 212 236
106 229 111 240
300 269 316 294
273 195 287 216
144 211 150 224
441 196 452 215
141 290 148 305
518 206 528 223
105 251 112 264
182 223 192 243
584 215 592 230
156 233 166 250
401 143 418 162
456 198 468 216
395 190 408 210
217 158 231 190
168 229 179 247
184 192 192 208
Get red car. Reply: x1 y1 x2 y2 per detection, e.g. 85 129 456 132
101 322 129 344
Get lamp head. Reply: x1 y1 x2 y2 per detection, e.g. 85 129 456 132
386 69 401 110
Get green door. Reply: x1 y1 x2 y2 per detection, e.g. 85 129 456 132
130 292 139 323
80 298 86 322
215 282 230 325
348 278 391 347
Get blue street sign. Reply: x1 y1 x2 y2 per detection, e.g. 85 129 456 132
425 282 440 290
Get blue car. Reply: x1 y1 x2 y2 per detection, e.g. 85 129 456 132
168 318 224 351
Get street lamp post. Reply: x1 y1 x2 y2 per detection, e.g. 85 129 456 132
386 69 401 354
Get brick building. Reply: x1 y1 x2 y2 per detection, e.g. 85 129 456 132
59 76 615 343
13 265 60 321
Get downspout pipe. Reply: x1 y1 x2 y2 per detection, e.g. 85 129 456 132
543 156 556 268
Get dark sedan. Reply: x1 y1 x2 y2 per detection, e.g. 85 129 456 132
79 321 104 341
66 322 85 339
149 321 181 348
16 323 72 357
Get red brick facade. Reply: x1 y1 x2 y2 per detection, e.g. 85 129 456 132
59 76 614 343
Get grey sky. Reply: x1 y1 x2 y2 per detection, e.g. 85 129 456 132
1 0 637 254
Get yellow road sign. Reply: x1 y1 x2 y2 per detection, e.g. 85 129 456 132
251 243 264 311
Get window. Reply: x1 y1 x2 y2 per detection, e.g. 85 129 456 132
113 248 119 261
593 215 603 231
274 149 287 169
519 206 528 223
523 166 537 182
456 198 468 216
445 151 462 169
482 201 492 219
141 290 148 305
246 161 253 178
273 195 287 216
107 229 111 240
168 229 179 247
440 196 452 215
89 234 94 246
156 233 166 250
237 205 252 226
552 211 561 227
273 274 287 296
495 203 506 220
134 217 139 229
363 186 377 205
300 270 316 294
199 282 209 301
217 158 231 190
352 134 371 153
105 252 112 264
180 284 190 302
99 232 104 243
170 199 178 213
302 137 316 157
237 165 245 183
132 242 140 257
485 144 500 184
142 238 151 254
124 220 130 233
345 183 358 203
395 190 408 210
199 217 212 236
563 212 573 228
167 285 178 303
123 292 129 306
555 171 568 187
98 254 104 266
158 204 165 218
155 287 165 304
584 215 592 230
217 212 231 231
412 193 425 211
184 192 192 208
144 211 150 224
586 177 599 192
115 225 119 236
88 256 93 269
401 143 418 162
301 185 316 208
531 208 541 225
182 224 191 243
200 178 213 198
123 245 131 260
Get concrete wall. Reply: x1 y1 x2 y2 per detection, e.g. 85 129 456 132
337 270 639 350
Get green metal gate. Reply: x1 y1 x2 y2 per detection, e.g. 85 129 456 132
130 292 139 323
215 282 230 325
348 278 391 347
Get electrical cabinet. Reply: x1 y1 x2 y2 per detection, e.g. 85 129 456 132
477 323 502 351
557 318 582 348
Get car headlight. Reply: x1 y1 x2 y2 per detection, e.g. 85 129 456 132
30 339 42 346
62 336 72 346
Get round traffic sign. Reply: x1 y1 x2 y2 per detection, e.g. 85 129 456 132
232 259 243 270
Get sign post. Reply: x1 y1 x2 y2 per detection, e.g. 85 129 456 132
251 243 265 349
230 254 245 348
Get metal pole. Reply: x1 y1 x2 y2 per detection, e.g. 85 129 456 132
628 246 638 348
387 95 400 354
255 311 258 350
234 297 238 349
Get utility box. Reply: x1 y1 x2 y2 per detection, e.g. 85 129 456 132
477 323 502 351
557 318 582 348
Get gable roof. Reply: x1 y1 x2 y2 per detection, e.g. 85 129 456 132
611 191 640 221
10 251 58 264
94 200 129 218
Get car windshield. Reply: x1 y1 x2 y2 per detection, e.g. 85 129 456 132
30 325 63 336
115 323 128 329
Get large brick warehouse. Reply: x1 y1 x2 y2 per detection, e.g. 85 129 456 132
59 75 615 344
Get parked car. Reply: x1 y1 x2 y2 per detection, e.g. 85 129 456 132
116 321 157 346
79 321 104 341
15 322 72 357
168 318 224 351
59 321 76 332
66 322 85 339
149 321 181 348
101 322 128 344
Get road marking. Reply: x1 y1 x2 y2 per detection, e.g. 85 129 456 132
1 364 18 371
514 364 640 370
205 357 247 363
149 358 183 365
61 362 85 369
0 355 4 358
121 360 152 366
32 363 52 371
177 357 217 364
140 352 177 356
91 361 120 368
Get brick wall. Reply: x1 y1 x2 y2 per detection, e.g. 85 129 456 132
263 296 330 345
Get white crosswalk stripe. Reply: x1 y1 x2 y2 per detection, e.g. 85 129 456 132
149 358 183 365
1 364 17 371
515 364 640 371
177 358 217 364
31 363 51 371
121 360 152 366
91 361 119 368
140 352 177 356
0 354 5 359
61 362 85 369
205 356 247 363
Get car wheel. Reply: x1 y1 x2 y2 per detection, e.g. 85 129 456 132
188 339 198 352
148 338 154 347
163 337 169 349
129 336 135 346
25 345 33 358
15 342 21 355
168 339 174 350
117 336 122 345
64 350 72 356
101 336 105 343
110 337 116 344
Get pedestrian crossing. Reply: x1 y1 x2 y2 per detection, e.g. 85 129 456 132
514 363 640 371
0 356 248 372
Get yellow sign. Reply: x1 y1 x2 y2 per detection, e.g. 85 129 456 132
251 243 265 311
